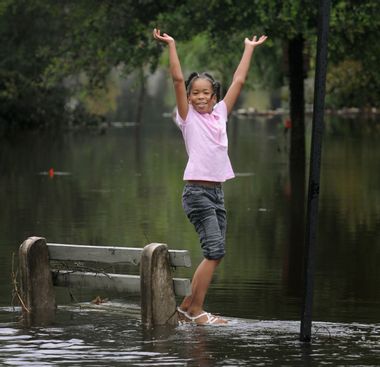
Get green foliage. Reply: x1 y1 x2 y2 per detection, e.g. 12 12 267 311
326 59 379 108
163 0 379 109
46 1 182 85
328 0 380 108
0 70 68 130
0 0 177 130
1 0 379 131
0 0 70 130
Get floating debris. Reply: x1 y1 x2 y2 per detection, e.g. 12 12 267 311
235 172 255 177
162 112 174 118
109 121 138 128
38 169 72 178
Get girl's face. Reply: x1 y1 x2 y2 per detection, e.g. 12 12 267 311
188 78 216 114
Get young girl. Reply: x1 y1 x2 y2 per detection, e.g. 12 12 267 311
153 28 267 325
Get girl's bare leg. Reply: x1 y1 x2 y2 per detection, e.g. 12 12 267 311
179 258 227 323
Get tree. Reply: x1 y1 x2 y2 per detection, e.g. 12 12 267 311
0 0 69 130
327 0 380 108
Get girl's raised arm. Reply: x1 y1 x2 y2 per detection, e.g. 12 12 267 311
223 35 267 115
153 29 188 120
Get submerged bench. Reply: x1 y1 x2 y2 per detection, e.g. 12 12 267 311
18 237 192 327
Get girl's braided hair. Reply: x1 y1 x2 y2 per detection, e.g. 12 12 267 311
185 72 221 102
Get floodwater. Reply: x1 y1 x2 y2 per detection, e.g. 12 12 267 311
0 109 379 366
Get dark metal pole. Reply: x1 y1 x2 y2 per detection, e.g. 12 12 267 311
300 0 331 342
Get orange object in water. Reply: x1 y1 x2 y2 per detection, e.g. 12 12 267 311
284 118 292 129
48 168 54 178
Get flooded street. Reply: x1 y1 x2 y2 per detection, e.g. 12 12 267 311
0 111 379 365
1 303 379 366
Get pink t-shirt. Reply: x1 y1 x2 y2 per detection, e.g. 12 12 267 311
175 101 235 182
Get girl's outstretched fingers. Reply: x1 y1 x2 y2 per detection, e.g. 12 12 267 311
257 35 268 44
152 28 174 44
245 34 268 47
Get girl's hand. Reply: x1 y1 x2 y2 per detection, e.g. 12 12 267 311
244 35 268 48
153 28 175 45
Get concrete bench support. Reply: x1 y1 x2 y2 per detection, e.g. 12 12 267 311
18 237 56 326
140 243 178 327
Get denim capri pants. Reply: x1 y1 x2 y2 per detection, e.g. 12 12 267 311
182 183 227 260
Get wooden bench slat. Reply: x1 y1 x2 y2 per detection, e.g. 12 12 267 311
47 243 191 268
52 270 191 297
